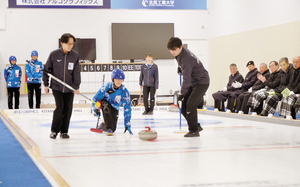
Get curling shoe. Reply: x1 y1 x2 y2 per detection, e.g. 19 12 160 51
147 111 153 115
198 124 203 132
98 122 104 130
107 129 113 136
184 131 200 137
60 133 70 139
142 111 148 115
50 132 57 139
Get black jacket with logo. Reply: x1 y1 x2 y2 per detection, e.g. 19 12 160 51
43 48 81 93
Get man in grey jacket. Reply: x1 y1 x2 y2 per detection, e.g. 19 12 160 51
167 37 210 137
43 33 81 139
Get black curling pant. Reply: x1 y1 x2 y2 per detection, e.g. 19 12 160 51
214 100 225 112
182 84 209 132
51 90 74 134
235 92 251 114
212 90 231 112
101 100 119 132
7 87 20 109
227 89 244 112
143 86 156 112
27 83 42 109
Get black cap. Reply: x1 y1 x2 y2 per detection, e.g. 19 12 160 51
246 61 254 67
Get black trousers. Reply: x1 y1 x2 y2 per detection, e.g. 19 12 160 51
212 91 231 111
143 86 156 112
27 83 42 109
214 100 226 112
7 87 20 109
235 92 251 114
232 92 264 115
182 84 209 132
51 90 74 133
227 90 244 112
227 97 237 112
101 100 119 132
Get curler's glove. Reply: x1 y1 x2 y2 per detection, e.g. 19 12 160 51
93 109 101 117
177 94 184 107
124 123 133 135
178 94 184 102
177 67 182 74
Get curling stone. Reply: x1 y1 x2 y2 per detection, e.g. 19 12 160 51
138 126 157 141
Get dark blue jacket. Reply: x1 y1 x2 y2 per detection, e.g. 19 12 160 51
139 63 159 89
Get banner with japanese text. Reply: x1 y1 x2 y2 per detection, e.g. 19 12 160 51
8 0 206 9
111 0 207 10
8 0 111 9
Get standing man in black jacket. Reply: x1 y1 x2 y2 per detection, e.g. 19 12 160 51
43 33 81 139
139 53 159 115
212 63 244 112
167 37 210 137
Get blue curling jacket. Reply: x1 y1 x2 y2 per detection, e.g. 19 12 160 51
25 59 43 84
4 64 22 88
92 82 132 127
